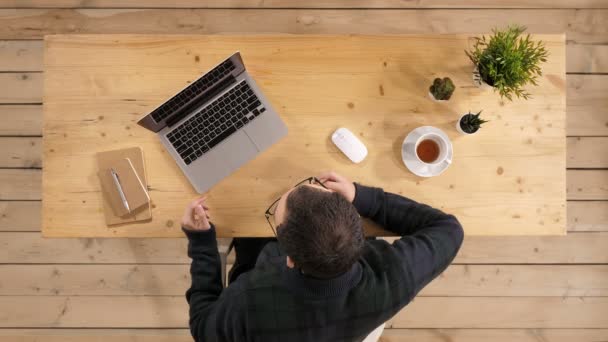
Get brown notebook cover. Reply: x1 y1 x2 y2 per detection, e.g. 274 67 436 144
96 147 151 226
99 158 150 216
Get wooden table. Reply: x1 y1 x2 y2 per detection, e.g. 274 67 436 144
43 34 566 238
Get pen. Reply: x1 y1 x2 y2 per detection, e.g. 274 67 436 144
110 168 130 212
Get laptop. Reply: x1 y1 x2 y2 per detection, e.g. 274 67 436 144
138 52 288 193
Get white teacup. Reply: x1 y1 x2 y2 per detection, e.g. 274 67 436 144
414 133 452 165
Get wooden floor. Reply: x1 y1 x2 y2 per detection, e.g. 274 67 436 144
0 1 607 341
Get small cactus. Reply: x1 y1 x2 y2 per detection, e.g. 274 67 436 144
429 77 455 100
459 110 488 133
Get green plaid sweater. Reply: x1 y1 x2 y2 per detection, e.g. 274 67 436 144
183 183 464 342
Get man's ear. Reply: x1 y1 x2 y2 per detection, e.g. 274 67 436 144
286 256 295 269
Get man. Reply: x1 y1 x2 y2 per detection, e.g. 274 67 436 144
181 171 463 342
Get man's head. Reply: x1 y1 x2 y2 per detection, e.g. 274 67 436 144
274 183 364 279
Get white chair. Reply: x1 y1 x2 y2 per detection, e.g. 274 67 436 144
362 323 386 342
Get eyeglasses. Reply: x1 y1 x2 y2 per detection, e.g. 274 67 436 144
264 177 328 236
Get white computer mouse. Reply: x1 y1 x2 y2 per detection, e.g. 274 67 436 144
331 127 368 163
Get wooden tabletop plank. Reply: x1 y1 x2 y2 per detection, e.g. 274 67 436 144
0 82 602 138
1 329 607 342
1 264 606 297
43 34 566 237
0 9 606 42
2 0 608 8
0 137 601 182
1 41 605 74
2 199 603 232
3 232 608 264
22 199 608 234
1 296 607 328
0 171 601 231
0 76 602 137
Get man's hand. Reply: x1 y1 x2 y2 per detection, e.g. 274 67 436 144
318 171 356 203
181 196 211 231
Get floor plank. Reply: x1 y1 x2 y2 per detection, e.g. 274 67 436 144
568 201 608 231
567 75 608 136
2 0 608 8
0 9 605 42
0 201 40 231
424 265 608 297
0 296 188 328
0 105 42 136
567 170 608 200
379 328 608 342
0 232 189 263
456 232 608 264
0 264 192 296
1 296 607 328
1 264 607 297
1 329 608 342
0 73 42 103
0 169 40 200
567 44 608 74
0 329 192 342
3 232 608 264
0 4 605 337
389 297 608 328
567 137 608 168
0 137 41 167
0 40 42 71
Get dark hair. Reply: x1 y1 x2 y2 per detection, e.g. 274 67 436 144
277 185 364 279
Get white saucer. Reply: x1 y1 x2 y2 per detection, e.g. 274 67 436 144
401 126 453 177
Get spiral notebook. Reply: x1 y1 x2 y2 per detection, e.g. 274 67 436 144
96 147 152 226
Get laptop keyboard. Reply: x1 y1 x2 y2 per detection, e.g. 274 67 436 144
150 60 236 123
166 81 266 165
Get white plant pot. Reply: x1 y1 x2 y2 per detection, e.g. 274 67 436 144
456 114 479 135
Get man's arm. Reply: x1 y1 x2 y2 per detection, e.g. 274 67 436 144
184 226 223 340
353 183 464 296
181 197 247 342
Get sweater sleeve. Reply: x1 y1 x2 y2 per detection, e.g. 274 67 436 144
183 225 247 342
353 183 464 296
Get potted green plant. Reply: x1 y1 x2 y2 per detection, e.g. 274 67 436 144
465 25 548 100
457 110 488 135
428 77 455 101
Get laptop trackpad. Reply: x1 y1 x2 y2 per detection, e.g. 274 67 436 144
221 130 259 170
